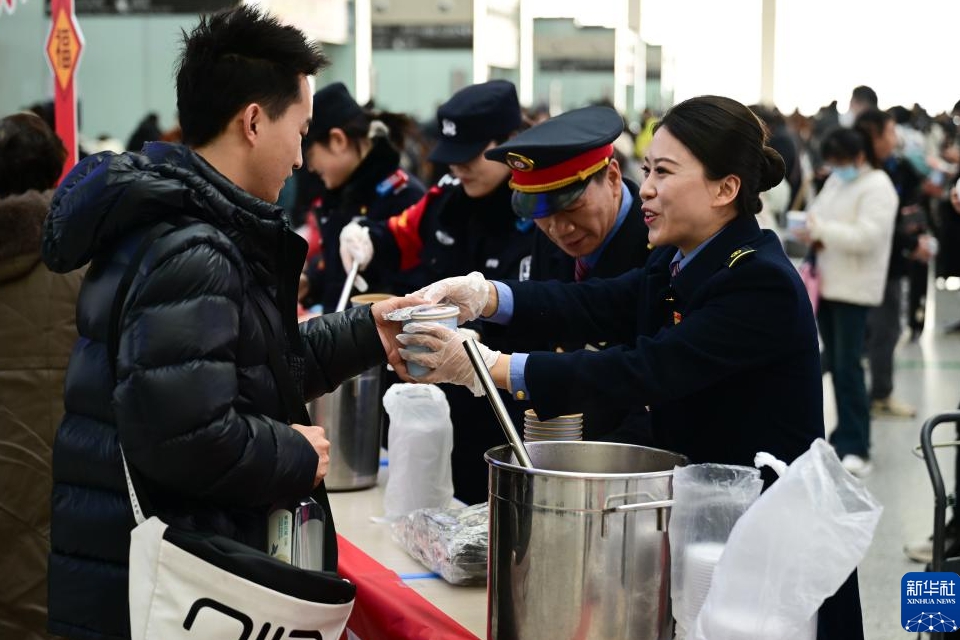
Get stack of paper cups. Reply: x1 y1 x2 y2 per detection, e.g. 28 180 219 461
522 409 583 442
681 542 725 631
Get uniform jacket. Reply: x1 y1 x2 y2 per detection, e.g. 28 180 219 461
807 169 898 306
369 175 537 503
372 175 535 302
303 137 425 310
41 142 386 640
500 213 862 638
524 178 653 442
504 213 824 477
0 190 83 640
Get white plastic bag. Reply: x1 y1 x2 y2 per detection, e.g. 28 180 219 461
669 464 763 639
691 439 883 640
382 383 454 521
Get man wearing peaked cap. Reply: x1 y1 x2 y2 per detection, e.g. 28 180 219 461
483 105 654 444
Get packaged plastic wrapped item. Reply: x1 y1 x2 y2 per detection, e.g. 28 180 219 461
691 439 883 640
669 463 763 639
391 503 488 585
382 383 454 521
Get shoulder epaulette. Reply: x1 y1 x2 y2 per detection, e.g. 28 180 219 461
725 246 757 268
376 169 410 197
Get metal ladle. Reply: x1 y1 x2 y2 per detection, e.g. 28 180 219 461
334 260 363 313
463 339 534 469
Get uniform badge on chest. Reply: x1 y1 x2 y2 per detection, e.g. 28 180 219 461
435 230 456 246
485 258 499 269
518 255 531 282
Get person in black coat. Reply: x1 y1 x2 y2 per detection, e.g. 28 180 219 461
300 82 425 311
39 9 416 639
400 95 865 640
342 80 536 503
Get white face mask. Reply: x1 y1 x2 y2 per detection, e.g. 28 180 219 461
831 165 860 183
838 111 855 128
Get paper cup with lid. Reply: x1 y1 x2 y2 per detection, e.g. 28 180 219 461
401 304 460 378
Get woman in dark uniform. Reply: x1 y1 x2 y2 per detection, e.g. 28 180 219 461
398 95 863 639
300 82 425 311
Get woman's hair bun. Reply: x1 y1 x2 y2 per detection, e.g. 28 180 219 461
759 146 786 192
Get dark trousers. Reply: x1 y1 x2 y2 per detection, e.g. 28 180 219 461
907 260 928 336
820 300 871 458
818 571 864 640
866 278 902 400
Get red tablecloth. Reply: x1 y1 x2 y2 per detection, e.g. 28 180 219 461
337 535 481 640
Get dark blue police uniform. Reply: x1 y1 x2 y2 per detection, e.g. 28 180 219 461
305 141 425 311
364 80 536 504
498 212 862 639
300 82 426 310
524 178 653 443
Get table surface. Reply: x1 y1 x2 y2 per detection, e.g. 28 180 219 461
327 465 487 638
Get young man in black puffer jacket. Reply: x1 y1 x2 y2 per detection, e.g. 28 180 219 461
40 7 415 639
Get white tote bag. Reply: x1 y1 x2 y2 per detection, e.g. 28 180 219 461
123 454 355 640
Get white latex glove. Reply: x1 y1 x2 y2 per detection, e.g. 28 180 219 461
416 271 490 324
339 222 374 272
396 324 500 396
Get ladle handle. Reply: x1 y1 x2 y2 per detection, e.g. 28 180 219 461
463 339 533 469
335 260 361 314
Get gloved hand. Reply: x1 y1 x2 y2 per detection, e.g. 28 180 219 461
416 271 492 324
396 323 501 396
339 222 374 272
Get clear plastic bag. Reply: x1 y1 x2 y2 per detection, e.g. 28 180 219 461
382 383 454 521
669 463 763 639
691 439 883 640
391 502 488 585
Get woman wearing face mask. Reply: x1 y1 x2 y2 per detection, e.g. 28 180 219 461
796 127 898 478
397 95 866 638
300 82 425 311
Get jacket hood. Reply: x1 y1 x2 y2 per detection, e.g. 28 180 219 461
0 189 51 262
42 142 291 274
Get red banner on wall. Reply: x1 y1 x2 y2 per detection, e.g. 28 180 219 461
45 0 84 182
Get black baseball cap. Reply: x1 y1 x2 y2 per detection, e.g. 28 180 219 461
429 80 522 165
305 82 364 143
485 105 624 219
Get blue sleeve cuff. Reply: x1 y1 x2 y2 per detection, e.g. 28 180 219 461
509 353 530 401
487 281 514 325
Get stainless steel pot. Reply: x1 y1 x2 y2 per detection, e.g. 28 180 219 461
307 365 385 491
485 441 687 640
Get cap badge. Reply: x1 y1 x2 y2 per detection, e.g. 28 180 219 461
441 119 457 137
506 152 535 171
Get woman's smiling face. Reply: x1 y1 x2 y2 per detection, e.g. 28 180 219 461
639 126 734 255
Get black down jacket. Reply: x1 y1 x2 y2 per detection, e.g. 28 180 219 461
41 142 386 640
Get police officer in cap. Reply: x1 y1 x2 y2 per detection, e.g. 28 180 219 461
341 80 535 504
399 95 864 638
300 82 425 311
482 105 654 443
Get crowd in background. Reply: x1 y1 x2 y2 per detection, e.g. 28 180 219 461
6 66 960 638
